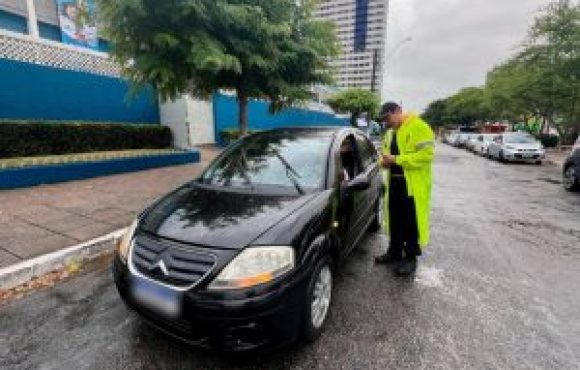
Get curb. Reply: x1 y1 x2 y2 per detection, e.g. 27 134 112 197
0 228 127 290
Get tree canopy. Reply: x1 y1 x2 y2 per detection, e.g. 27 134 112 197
326 88 380 127
98 0 339 134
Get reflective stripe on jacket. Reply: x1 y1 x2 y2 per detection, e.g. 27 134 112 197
380 114 435 247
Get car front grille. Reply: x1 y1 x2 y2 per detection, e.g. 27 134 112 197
130 234 217 288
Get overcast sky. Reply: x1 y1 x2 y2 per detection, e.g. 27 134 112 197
380 0 552 113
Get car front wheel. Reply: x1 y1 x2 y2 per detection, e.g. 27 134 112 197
302 256 333 342
564 165 580 192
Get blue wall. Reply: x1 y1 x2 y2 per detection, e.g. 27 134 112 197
0 58 159 123
0 150 199 190
213 93 347 142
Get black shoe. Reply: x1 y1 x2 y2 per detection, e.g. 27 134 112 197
395 259 417 276
374 252 402 265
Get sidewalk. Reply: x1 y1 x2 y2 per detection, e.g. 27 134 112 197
0 146 221 269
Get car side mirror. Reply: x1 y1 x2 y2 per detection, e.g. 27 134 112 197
345 174 370 192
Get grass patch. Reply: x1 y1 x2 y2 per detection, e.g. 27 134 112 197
0 149 180 170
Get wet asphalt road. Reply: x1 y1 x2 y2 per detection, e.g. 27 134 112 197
1 144 580 369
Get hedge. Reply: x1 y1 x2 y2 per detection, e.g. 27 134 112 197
0 121 172 158
535 133 559 148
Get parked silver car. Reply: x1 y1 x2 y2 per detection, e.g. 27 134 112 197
455 133 471 148
472 134 498 156
488 133 545 164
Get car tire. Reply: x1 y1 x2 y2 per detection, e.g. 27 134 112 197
302 255 333 342
368 193 384 233
564 164 580 192
499 150 505 163
535 160 542 165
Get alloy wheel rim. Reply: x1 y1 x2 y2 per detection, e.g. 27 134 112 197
564 167 577 189
311 265 332 329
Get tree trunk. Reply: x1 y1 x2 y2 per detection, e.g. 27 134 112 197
350 112 358 127
238 91 249 136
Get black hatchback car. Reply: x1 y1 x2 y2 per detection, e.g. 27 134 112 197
563 136 580 192
112 127 384 351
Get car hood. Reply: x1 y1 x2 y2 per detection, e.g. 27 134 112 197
139 184 316 249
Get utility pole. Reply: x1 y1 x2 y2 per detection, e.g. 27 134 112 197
370 49 379 93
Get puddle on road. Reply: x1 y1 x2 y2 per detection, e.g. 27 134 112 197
415 266 444 288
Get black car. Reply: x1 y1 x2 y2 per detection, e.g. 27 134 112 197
563 136 580 192
112 127 384 351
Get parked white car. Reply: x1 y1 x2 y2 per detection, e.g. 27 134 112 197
456 133 471 148
488 133 545 164
472 134 498 156
444 131 459 145
465 134 480 152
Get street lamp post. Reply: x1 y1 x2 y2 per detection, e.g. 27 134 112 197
381 36 413 98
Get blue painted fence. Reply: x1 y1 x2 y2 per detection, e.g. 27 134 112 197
213 93 348 144
0 58 159 123
0 151 199 190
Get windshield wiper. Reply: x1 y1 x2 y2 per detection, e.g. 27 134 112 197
273 152 305 195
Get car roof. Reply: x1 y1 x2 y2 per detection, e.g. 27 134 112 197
264 126 351 135
248 126 356 142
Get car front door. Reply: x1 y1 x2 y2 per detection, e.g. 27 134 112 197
334 134 365 253
353 132 380 233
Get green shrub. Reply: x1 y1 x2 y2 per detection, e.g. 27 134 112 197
0 121 171 158
535 134 559 148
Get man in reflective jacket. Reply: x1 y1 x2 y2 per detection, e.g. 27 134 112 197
375 102 434 276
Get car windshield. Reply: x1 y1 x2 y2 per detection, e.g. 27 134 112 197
199 131 332 193
504 134 536 144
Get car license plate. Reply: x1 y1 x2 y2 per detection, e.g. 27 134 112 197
130 276 181 318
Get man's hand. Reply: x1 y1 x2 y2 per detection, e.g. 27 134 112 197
381 154 397 168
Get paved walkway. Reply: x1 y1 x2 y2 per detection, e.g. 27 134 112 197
0 146 221 269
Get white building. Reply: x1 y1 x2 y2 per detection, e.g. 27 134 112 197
314 0 389 94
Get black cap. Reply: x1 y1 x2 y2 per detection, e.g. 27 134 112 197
379 102 401 119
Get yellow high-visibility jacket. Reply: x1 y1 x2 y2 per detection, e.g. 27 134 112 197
380 114 435 247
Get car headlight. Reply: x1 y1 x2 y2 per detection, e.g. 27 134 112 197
505 145 515 151
117 219 139 263
208 246 295 290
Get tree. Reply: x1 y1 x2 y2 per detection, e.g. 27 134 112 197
446 87 491 126
98 0 339 135
422 99 450 127
517 0 580 142
326 88 380 127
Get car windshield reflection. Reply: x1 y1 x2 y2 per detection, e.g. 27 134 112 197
199 132 332 193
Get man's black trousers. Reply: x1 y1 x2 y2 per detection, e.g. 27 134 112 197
388 175 422 260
